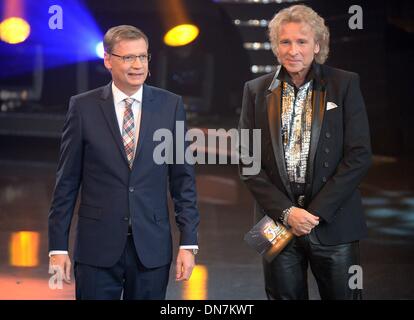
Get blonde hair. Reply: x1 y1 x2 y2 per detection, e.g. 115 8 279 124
268 4 330 64
103 25 148 54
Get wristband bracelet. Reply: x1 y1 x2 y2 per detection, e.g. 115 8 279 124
281 206 293 227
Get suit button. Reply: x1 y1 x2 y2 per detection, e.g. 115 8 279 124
325 132 331 138
123 217 129 221
325 148 330 154
322 177 327 182
323 162 329 168
129 187 134 192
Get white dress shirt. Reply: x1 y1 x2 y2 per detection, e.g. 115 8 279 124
49 83 197 257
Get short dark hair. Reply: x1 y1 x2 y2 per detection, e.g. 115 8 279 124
103 25 149 53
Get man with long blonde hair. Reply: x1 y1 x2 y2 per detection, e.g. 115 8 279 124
239 5 371 300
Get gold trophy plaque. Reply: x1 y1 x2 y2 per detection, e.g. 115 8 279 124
244 215 294 261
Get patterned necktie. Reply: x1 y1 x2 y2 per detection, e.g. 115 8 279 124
122 98 135 169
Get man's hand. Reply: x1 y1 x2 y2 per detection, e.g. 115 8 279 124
175 249 195 282
49 254 72 284
287 207 320 237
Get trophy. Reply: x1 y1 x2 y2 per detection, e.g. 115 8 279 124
244 215 294 261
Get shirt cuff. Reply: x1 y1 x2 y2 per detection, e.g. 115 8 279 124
179 245 199 250
49 250 69 257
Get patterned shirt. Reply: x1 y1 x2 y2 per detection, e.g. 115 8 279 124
275 65 316 184
281 80 313 183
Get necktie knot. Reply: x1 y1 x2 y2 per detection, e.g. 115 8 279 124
124 97 134 109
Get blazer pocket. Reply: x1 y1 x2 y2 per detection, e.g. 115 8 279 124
153 209 169 224
78 204 102 221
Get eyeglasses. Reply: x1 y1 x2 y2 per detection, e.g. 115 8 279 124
110 53 151 64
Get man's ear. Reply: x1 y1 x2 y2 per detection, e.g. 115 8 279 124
103 52 112 71
314 42 320 54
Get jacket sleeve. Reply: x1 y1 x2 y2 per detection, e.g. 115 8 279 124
308 73 372 223
168 96 200 246
238 81 293 222
48 96 83 251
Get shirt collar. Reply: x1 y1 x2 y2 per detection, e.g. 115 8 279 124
269 61 321 92
277 61 317 87
111 82 143 106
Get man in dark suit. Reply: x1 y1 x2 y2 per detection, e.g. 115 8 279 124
48 25 199 300
239 5 372 299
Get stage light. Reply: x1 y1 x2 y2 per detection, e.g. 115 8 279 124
182 265 208 300
0 17 30 44
9 231 40 267
164 24 199 47
95 41 104 59
0 0 103 78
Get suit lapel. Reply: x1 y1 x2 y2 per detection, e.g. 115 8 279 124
306 65 327 198
267 82 295 202
131 84 154 169
99 82 129 166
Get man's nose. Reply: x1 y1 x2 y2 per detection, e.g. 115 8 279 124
131 57 143 68
288 43 299 55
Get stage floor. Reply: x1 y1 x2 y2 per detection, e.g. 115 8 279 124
0 149 413 299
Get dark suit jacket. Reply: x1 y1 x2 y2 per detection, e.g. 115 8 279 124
239 63 372 245
48 83 199 268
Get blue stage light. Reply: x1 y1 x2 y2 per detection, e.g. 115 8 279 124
95 41 104 59
0 0 103 78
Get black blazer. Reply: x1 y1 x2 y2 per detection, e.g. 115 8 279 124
48 83 199 268
239 63 372 245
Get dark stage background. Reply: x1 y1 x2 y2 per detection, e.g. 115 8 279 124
0 0 413 300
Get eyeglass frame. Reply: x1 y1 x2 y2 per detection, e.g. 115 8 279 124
110 52 151 64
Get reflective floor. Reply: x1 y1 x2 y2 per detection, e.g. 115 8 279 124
0 140 413 299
